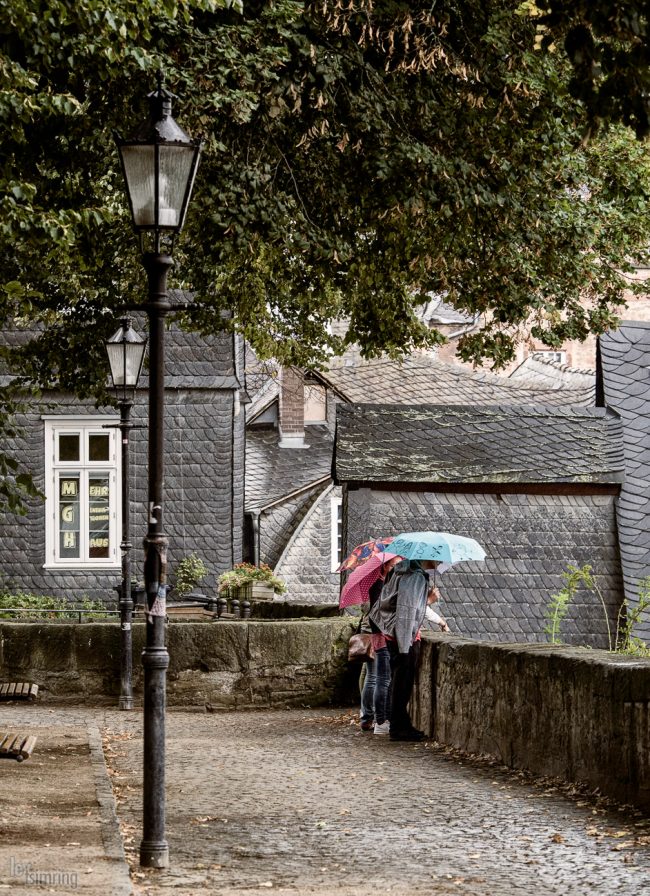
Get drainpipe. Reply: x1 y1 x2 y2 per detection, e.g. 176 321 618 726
251 512 260 567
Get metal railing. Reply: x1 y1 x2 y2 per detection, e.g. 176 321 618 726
0 608 120 624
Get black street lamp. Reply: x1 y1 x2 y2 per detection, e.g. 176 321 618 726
114 77 202 870
105 318 147 711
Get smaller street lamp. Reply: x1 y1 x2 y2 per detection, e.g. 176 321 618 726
106 318 147 711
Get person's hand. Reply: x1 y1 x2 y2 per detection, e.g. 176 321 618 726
427 585 441 604
439 620 450 632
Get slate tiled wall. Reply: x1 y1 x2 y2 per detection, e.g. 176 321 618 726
347 490 623 648
0 386 243 602
275 485 340 604
259 483 328 571
600 323 650 642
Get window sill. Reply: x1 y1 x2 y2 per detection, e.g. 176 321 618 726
43 563 121 571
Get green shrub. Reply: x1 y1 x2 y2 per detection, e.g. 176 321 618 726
544 564 650 656
0 587 108 620
615 578 650 657
174 553 208 597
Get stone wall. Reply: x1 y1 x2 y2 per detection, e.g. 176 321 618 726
0 619 355 709
411 634 650 811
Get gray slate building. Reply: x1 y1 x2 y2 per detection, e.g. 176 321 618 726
246 348 597 609
0 323 245 601
599 321 650 642
333 403 625 647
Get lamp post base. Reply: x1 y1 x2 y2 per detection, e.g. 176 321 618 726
118 695 134 711
140 841 169 869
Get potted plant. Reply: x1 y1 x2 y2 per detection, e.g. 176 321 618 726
174 552 208 599
217 563 286 601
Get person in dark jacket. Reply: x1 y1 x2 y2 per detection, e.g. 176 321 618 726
369 558 439 741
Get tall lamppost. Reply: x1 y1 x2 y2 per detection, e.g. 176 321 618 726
114 77 202 869
105 318 147 711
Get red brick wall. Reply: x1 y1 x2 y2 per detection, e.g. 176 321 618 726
434 288 650 374
279 366 305 436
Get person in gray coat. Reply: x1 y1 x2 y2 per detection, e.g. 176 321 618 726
369 558 439 741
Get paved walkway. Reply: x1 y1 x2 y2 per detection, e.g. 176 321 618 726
0 704 649 896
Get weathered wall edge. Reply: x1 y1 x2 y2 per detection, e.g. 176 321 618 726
412 635 650 812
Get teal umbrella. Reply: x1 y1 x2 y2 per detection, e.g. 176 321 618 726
388 531 486 564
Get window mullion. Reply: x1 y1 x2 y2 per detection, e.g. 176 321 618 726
80 470 89 562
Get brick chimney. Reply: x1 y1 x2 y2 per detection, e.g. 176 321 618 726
278 366 306 448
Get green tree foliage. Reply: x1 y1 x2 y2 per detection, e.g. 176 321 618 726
531 1 650 137
2 1 650 401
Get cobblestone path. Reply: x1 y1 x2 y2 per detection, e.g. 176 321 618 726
1 705 648 896
107 708 649 896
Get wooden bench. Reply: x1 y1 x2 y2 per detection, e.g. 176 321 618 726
0 731 37 762
0 682 39 702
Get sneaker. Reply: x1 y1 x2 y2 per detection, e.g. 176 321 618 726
390 727 425 742
373 721 390 735
360 719 375 731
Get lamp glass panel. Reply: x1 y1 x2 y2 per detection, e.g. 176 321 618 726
123 341 145 385
119 145 157 227
158 145 197 227
107 341 145 387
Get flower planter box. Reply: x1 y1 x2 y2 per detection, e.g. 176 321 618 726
227 584 252 601
251 583 275 601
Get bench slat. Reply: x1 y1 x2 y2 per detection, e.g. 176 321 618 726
0 682 38 701
0 733 16 754
0 730 37 760
16 736 37 761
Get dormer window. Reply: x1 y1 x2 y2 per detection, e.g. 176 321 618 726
304 383 327 424
531 350 566 365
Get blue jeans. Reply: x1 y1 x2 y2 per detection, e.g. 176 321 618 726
373 646 391 725
360 658 376 723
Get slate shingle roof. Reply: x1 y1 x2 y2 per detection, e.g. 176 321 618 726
600 321 650 639
246 377 279 423
508 356 595 391
246 424 333 512
325 352 594 407
333 403 624 486
421 295 475 326
0 320 239 390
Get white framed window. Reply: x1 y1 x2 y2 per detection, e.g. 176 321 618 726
304 382 327 424
330 493 343 573
43 417 121 569
531 350 566 365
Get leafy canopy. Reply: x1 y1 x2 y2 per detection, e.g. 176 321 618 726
2 0 650 385
531 0 650 137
